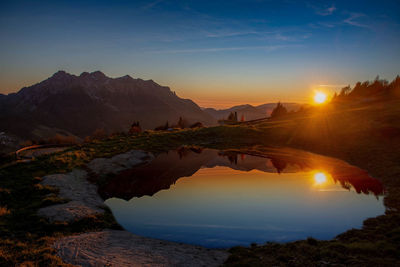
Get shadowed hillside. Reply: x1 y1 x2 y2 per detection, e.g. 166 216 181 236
0 71 216 141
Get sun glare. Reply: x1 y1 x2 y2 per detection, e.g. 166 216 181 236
314 172 327 184
314 92 327 104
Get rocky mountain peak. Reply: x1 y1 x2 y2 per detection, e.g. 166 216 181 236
119 74 133 81
79 72 90 78
89 71 107 79
51 70 71 79
78 71 107 81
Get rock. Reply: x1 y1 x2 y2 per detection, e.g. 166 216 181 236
39 151 229 266
38 169 105 222
54 229 229 267
87 150 153 177
37 150 154 222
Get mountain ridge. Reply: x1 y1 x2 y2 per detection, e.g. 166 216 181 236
203 102 302 121
0 71 215 141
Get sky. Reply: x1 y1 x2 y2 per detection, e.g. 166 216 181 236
0 0 399 108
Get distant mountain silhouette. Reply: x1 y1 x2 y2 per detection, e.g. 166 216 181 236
203 103 302 121
0 71 216 140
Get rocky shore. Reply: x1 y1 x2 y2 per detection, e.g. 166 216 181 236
37 150 229 266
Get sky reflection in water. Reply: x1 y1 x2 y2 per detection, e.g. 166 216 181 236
105 148 384 248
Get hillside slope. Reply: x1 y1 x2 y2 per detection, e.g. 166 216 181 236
0 71 215 140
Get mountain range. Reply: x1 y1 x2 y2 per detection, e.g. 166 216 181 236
203 103 302 121
0 70 302 142
0 71 215 140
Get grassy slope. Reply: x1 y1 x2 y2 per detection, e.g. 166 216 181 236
1 99 399 265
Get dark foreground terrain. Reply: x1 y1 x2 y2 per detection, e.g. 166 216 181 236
1 94 400 265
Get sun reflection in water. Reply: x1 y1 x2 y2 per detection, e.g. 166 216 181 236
314 172 327 184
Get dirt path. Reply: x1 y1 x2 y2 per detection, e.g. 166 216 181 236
16 145 71 161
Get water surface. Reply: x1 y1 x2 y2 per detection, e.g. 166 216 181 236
104 147 384 248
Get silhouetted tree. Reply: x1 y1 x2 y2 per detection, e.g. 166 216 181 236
270 157 287 174
270 102 288 118
227 111 238 122
339 86 351 97
390 75 400 97
334 76 400 101
226 153 238 165
227 112 235 121
177 117 188 129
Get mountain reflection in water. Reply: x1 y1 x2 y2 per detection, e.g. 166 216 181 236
99 147 384 200
104 147 385 247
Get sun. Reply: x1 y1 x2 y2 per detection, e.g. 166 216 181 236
314 92 327 104
314 172 327 184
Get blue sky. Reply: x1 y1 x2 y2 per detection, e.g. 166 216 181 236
1 0 399 107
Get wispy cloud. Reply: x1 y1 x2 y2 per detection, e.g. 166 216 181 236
141 0 164 10
316 5 336 16
203 28 311 43
343 13 369 28
309 12 372 30
309 3 336 16
146 44 303 54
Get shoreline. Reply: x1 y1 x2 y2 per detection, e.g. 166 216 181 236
2 120 399 265
37 149 229 266
39 146 390 266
